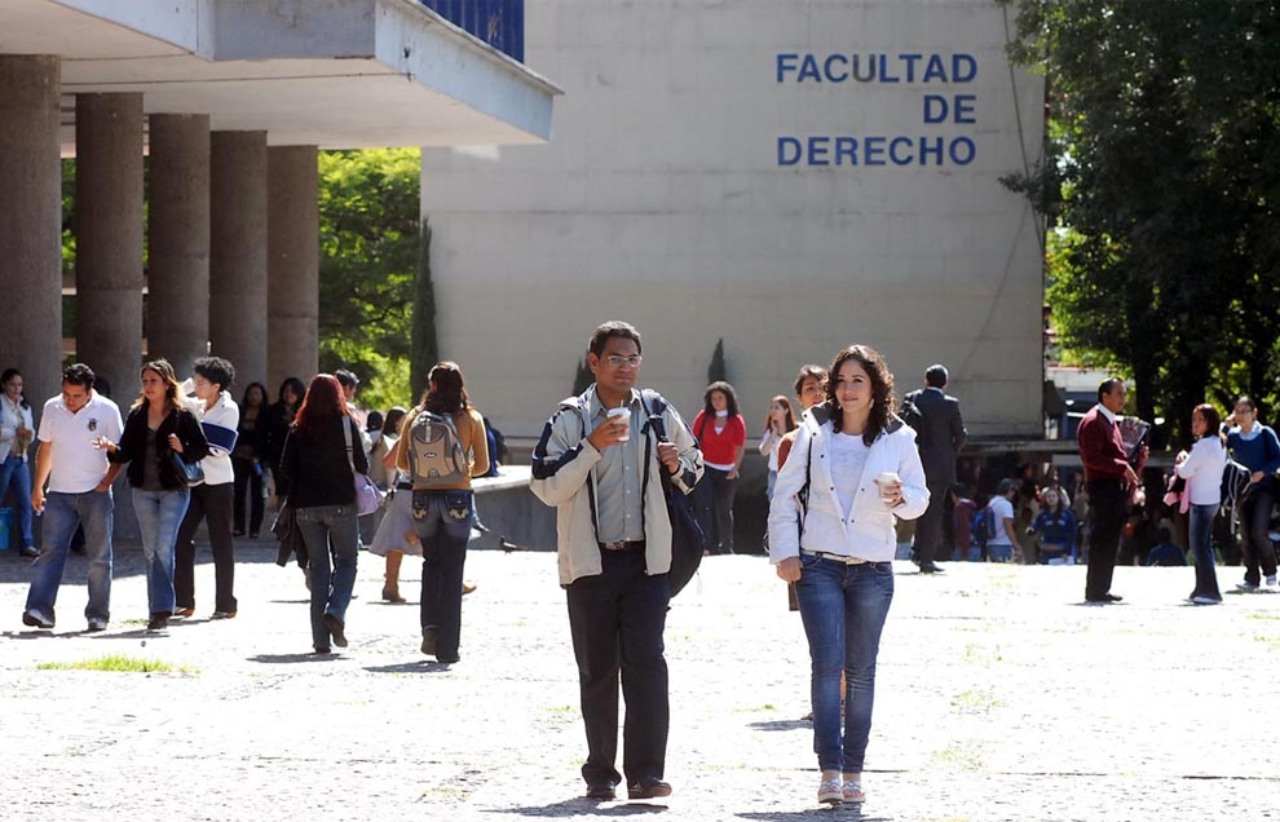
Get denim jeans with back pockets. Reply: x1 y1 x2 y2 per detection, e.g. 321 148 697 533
295 503 360 649
413 489 475 660
26 489 114 624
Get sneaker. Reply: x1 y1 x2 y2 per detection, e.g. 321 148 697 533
421 626 438 656
1191 596 1221 605
22 608 54 629
842 780 866 804
323 613 347 648
1237 581 1260 591
19 545 39 558
817 777 842 805
1267 575 1278 587
86 618 108 632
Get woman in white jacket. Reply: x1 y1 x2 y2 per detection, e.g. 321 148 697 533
1174 403 1228 604
0 368 38 557
769 345 928 807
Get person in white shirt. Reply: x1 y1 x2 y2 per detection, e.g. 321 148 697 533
759 394 796 501
985 479 1020 563
0 368 39 557
769 345 928 807
1174 403 1229 604
174 357 241 619
22 363 123 632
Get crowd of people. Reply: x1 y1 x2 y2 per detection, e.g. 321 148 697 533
7 323 1280 809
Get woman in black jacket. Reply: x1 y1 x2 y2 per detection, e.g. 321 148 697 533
280 374 367 654
261 376 304 508
96 359 209 630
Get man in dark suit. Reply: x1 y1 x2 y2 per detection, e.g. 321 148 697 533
1076 378 1147 602
904 365 966 573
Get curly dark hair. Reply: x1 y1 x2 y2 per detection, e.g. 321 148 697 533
825 345 897 446
702 381 740 419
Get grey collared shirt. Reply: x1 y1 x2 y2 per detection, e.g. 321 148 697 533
588 388 646 543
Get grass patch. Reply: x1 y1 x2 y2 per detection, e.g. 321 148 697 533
1253 635 1280 652
950 689 1003 714
1247 612 1280 621
931 741 986 772
737 703 777 713
961 643 1004 665
37 655 197 674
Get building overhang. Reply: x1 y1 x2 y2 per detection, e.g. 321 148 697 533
0 0 559 151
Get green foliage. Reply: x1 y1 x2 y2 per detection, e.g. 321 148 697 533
410 221 439 401
572 358 593 395
317 148 421 412
999 0 1280 441
708 338 727 385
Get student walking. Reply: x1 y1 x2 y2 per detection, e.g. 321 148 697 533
1225 397 1280 590
0 368 39 557
1175 403 1228 603
759 395 796 501
232 381 268 538
692 381 746 554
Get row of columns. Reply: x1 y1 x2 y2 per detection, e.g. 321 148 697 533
0 54 320 408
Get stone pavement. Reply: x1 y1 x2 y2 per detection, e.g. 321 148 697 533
2 542 1279 822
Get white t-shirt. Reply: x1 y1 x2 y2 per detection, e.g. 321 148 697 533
1175 437 1228 505
37 393 123 494
986 495 1015 546
829 431 870 519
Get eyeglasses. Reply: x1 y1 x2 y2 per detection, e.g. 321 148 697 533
604 355 643 369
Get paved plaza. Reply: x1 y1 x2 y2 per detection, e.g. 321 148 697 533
2 540 1278 822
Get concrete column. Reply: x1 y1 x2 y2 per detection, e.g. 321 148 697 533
267 146 320 392
147 114 210 377
75 93 146 404
210 131 268 388
0 56 62 408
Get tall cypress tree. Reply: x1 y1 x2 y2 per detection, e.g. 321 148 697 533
410 221 439 399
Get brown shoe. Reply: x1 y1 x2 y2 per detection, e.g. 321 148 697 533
461 582 477 596
173 607 195 618
381 584 405 603
211 610 236 620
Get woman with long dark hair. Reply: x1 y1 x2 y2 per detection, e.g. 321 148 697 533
1226 396 1280 590
96 360 209 630
261 377 305 507
232 381 269 538
759 394 797 501
692 380 746 554
391 362 488 663
1176 403 1228 603
279 374 367 653
1027 485 1076 564
0 368 38 557
769 345 927 806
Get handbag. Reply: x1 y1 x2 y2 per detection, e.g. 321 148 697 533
170 450 205 487
639 391 707 597
343 418 384 516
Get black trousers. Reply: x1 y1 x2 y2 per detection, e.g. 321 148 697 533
175 482 237 613
697 466 737 554
913 477 949 565
1085 480 1127 599
566 550 670 786
232 456 264 535
1239 486 1277 585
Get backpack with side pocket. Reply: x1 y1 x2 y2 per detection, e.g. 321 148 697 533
406 410 468 488
972 504 997 547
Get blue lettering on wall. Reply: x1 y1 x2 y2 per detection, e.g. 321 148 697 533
775 52 979 83
778 135 979 167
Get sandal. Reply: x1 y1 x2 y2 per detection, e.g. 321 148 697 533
842 780 865 803
817 777 842 805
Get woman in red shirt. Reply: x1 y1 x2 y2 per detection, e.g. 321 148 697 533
692 381 747 554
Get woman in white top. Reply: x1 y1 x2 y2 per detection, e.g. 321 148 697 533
1174 403 1228 604
759 394 796 500
0 368 38 557
769 345 928 807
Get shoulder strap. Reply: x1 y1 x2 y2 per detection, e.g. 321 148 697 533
341 417 357 474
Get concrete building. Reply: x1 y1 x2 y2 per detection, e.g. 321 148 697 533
422 0 1046 439
0 0 557 410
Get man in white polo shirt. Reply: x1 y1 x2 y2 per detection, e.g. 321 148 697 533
23 363 123 632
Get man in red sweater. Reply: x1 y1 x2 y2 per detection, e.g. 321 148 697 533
1076 378 1147 603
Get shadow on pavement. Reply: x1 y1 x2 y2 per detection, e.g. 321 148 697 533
748 719 809 732
249 652 341 664
739 811 891 821
486 799 669 817
363 661 456 674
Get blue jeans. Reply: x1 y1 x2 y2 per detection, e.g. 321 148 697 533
795 554 895 774
987 542 1014 563
295 504 360 648
413 489 475 660
132 487 191 615
0 455 34 548
1189 503 1221 600
25 489 114 624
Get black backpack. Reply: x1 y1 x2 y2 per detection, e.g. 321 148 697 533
639 390 707 597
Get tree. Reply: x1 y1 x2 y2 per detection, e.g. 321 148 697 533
317 148 421 413
707 338 727 385
998 0 1280 442
410 221 438 401
572 358 593 395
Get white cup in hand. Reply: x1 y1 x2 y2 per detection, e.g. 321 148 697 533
873 472 901 506
607 407 631 442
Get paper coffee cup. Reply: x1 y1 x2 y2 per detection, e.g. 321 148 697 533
874 471 900 505
607 407 631 441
